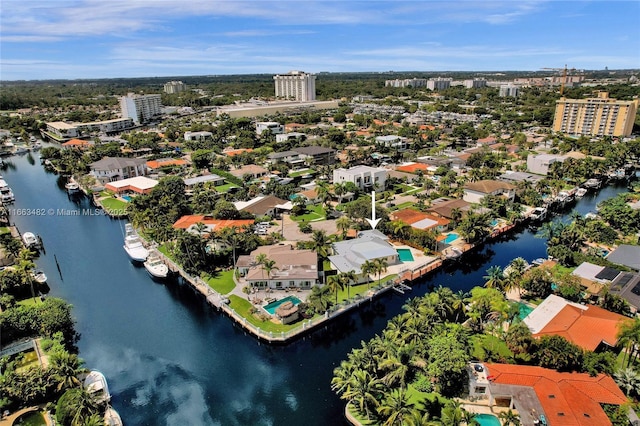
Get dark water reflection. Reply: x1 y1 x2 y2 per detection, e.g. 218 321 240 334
2 153 631 425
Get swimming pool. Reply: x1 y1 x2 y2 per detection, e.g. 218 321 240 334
444 233 459 244
397 248 414 262
517 302 534 320
475 414 501 426
491 219 499 227
263 295 302 315
122 195 132 202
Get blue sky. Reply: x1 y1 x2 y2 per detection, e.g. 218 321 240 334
1 1 639 81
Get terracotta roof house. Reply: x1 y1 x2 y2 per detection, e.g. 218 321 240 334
233 195 288 217
172 215 254 235
61 138 92 150
473 363 627 426
390 209 450 232
222 147 253 157
523 294 631 351
463 179 516 204
146 158 189 170
396 162 431 174
236 244 318 289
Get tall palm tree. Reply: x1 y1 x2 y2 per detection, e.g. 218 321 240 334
361 260 376 293
50 351 84 392
377 388 415 426
374 257 389 288
342 369 384 420
335 216 351 240
327 274 345 306
261 258 279 295
617 317 640 367
341 270 357 300
483 265 505 292
309 229 331 260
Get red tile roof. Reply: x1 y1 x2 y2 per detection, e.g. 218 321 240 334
534 304 630 351
146 159 188 169
62 138 91 148
390 209 449 228
486 363 626 426
172 215 254 232
396 163 430 174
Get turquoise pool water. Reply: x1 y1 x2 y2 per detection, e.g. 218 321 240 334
397 248 414 262
518 302 534 319
122 195 132 202
475 414 501 426
491 219 499 227
444 233 459 244
264 295 302 315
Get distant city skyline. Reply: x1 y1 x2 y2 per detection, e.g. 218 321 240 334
1 1 639 81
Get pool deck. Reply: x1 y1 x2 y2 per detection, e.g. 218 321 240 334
0 405 53 426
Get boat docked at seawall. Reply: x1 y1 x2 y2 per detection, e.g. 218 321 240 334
583 178 602 189
442 247 464 260
529 206 547 222
65 180 82 194
22 231 40 249
123 224 149 262
104 406 123 426
31 269 47 284
144 253 169 279
84 370 111 404
575 188 588 199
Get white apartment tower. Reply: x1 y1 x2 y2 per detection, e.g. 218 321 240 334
463 79 487 89
499 84 520 98
273 71 316 101
120 93 162 125
427 77 452 91
164 81 187 94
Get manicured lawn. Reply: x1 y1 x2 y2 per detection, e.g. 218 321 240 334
333 274 398 305
402 187 422 195
291 204 326 222
470 333 514 361
100 197 128 213
213 183 239 193
17 297 42 306
394 201 415 210
0 226 11 234
227 295 301 333
202 270 235 294
289 169 316 178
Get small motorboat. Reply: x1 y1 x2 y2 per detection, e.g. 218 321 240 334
104 406 123 426
31 269 47 284
22 232 39 249
65 181 81 194
123 224 148 262
144 254 169 279
575 188 587 198
83 370 110 403
443 247 464 260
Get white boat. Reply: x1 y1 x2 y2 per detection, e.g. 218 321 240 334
575 188 587 198
530 207 547 221
443 247 463 260
65 181 81 194
123 224 148 262
584 178 601 189
144 254 169 279
104 406 123 426
31 269 47 284
22 232 39 248
83 370 110 403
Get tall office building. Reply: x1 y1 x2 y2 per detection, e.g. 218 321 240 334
120 93 162 125
273 71 316 101
553 91 639 137
164 81 187 94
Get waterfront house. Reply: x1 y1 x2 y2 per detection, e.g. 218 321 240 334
426 198 472 220
329 230 399 276
104 176 158 195
61 138 92 151
522 294 630 352
526 153 567 175
89 157 148 185
236 244 318 289
468 363 627 426
462 179 516 204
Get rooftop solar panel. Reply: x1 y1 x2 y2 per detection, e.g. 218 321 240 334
595 267 620 281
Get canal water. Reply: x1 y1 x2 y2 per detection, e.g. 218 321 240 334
2 152 631 425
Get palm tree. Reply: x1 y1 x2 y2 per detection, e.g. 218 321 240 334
261 258 279 296
50 351 84 392
374 257 389 288
614 367 640 399
341 270 357 300
333 182 346 204
498 409 521 426
361 260 376 293
335 216 351 240
343 369 384 420
309 229 331 260
307 285 333 313
377 388 415 426
617 317 640 367
327 274 345 306
483 265 505 292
